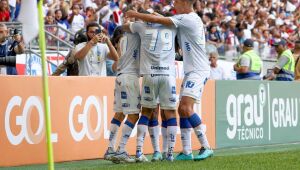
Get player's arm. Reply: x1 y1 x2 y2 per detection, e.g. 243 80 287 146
126 10 174 26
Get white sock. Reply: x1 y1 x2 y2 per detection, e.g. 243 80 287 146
108 123 120 150
136 124 148 154
193 124 210 148
149 126 160 152
161 127 168 153
167 126 177 156
118 123 134 153
180 128 192 155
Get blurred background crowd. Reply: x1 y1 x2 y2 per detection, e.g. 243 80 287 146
0 0 299 79
1 0 297 58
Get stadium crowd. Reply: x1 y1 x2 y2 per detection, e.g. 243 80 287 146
0 0 299 80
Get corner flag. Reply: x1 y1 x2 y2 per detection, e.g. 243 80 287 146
18 1 55 170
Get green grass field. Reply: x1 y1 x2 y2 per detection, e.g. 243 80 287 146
2 143 300 170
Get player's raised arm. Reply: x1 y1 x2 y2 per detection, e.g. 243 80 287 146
126 10 174 26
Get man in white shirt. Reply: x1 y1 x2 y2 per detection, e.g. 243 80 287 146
74 22 119 76
209 52 225 80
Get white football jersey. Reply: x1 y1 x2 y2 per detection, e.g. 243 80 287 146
117 32 141 75
130 22 177 76
170 13 210 74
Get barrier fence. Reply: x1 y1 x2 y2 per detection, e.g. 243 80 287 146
1 76 299 167
0 76 215 167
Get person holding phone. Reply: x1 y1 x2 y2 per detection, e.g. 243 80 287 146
74 22 119 76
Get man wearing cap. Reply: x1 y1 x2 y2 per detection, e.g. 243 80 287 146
293 40 300 80
234 39 262 80
266 40 295 81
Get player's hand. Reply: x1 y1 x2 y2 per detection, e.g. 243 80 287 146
126 10 138 18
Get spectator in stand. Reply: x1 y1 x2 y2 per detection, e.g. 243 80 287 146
45 10 58 46
219 22 228 56
294 40 300 80
209 52 225 80
55 9 70 40
68 4 85 35
0 0 10 22
84 6 97 25
259 29 271 59
206 23 223 54
59 0 70 20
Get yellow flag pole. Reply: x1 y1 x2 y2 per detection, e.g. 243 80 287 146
37 0 55 169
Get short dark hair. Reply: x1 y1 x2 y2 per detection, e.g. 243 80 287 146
54 9 62 14
86 22 101 32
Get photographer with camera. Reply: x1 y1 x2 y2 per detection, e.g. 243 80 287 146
0 23 24 75
52 29 88 76
74 22 119 76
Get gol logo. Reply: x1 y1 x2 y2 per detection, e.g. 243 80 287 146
5 96 45 145
69 96 103 142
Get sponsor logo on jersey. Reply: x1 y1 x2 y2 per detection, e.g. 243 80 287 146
185 81 195 88
121 92 127 99
144 86 150 94
122 103 130 108
151 66 170 70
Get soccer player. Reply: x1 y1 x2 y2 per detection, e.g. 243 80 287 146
123 16 178 162
104 20 141 163
126 0 214 161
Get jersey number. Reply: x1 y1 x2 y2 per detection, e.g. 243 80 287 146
145 29 173 51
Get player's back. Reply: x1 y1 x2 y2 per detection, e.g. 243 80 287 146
130 22 177 76
170 12 210 73
117 32 141 75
